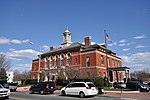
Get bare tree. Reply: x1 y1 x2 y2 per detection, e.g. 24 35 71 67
131 69 150 82
0 54 11 71
0 54 11 80
13 70 31 81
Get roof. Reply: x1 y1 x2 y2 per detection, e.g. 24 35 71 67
108 67 130 71
41 42 84 57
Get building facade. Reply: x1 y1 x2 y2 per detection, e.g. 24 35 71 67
31 30 130 82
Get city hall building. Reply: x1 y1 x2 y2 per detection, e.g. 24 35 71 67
31 29 130 82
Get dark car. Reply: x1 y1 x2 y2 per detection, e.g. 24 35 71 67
30 81 56 94
126 82 149 92
147 82 150 87
8 82 18 92
113 82 126 89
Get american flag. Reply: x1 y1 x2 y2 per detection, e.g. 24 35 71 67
106 33 112 43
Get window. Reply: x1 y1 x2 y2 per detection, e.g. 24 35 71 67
55 55 59 68
50 56 53 68
86 72 90 78
118 61 120 67
112 59 114 67
116 60 118 67
86 56 90 67
34 64 36 71
107 58 110 66
60 54 64 66
101 55 104 65
45 57 49 69
66 53 71 66
75 58 77 64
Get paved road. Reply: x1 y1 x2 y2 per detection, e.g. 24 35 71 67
8 91 122 100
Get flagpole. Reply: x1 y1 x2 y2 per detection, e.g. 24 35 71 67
104 30 109 86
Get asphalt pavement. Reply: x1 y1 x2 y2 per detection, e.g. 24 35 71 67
16 86 150 100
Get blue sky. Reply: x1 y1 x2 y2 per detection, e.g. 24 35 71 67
0 0 150 72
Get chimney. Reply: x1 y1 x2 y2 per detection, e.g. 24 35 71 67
84 36 91 46
50 46 55 51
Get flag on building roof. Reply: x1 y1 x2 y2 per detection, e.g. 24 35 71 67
105 32 112 43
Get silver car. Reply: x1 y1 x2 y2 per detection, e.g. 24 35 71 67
0 84 10 99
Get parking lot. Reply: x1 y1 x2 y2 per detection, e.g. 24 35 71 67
14 86 150 100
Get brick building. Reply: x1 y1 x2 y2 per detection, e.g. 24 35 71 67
31 30 130 82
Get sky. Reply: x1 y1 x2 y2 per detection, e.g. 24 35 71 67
0 0 150 73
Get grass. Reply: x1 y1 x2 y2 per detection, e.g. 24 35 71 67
103 87 132 91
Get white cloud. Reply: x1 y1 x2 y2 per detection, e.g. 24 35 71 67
123 48 130 51
5 49 39 60
135 45 148 48
120 52 150 72
10 39 22 44
0 36 31 45
42 45 50 51
119 43 126 46
22 39 31 43
126 42 136 46
108 42 117 47
119 39 128 43
0 37 10 44
16 64 31 68
133 34 146 39
9 48 16 51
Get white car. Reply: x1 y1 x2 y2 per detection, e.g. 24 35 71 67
0 84 10 99
60 82 98 98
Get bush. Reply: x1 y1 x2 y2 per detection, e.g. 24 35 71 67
93 78 104 87
56 78 68 86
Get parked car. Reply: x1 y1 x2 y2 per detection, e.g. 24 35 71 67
0 84 10 99
30 81 56 94
147 82 150 87
113 82 126 88
60 82 98 98
126 82 149 92
8 82 18 91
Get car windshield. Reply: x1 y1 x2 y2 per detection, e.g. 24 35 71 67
136 82 144 86
9 83 18 86
0 84 3 88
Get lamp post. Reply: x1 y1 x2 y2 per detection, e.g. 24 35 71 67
30 42 42 83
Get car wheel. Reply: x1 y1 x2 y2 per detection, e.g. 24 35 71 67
50 91 54 94
137 88 141 92
79 92 85 98
30 91 34 94
5 96 9 99
61 91 66 96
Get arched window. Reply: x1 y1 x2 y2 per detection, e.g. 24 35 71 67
101 55 104 65
45 56 49 69
86 56 90 67
50 56 53 68
55 55 59 68
66 53 71 66
60 54 65 66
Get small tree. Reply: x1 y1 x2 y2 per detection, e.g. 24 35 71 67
0 54 11 71
0 68 7 80
0 54 11 80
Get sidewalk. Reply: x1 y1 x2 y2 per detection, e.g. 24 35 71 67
99 91 150 99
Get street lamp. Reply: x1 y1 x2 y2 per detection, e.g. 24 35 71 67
30 42 42 83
